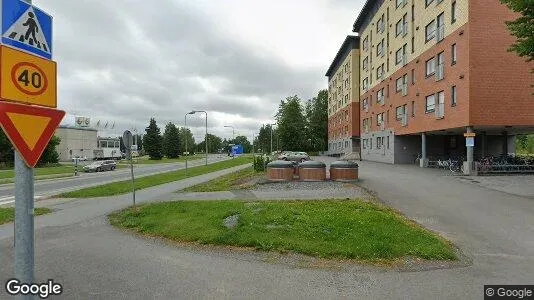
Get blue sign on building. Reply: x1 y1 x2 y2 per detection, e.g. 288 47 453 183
2 0 53 59
231 145 244 156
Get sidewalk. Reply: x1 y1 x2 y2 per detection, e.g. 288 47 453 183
0 163 252 240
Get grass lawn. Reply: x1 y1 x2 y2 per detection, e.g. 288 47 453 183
60 157 253 198
0 207 52 225
109 200 456 261
120 155 204 165
0 165 74 180
182 167 262 192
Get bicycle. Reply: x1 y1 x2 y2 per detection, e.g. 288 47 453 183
414 153 422 165
449 159 463 174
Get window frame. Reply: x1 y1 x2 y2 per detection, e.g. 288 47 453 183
451 1 457 23
425 19 436 43
425 57 436 77
451 85 457 106
451 44 457 65
425 94 436 113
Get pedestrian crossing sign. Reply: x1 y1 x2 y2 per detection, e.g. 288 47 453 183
1 0 52 60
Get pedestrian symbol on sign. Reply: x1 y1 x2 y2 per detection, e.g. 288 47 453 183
2 7 50 54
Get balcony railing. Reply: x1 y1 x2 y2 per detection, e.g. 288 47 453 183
435 102 445 119
435 64 444 81
401 84 408 96
436 25 445 42
401 114 408 126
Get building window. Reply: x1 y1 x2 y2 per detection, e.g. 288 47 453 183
395 47 404 65
377 39 384 57
396 15 408 38
451 85 457 106
436 91 445 117
451 44 457 65
436 52 444 80
376 64 383 80
436 13 445 42
396 77 403 92
377 113 384 126
396 105 406 120
425 94 436 113
426 57 436 76
451 1 457 23
377 14 385 34
377 88 385 104
411 36 415 53
396 0 407 8
425 20 436 43
426 0 434 7
411 69 415 84
387 136 390 149
396 19 403 37
411 101 415 117
363 77 369 90
363 36 369 51
363 57 369 70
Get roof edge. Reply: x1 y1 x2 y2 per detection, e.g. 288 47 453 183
352 0 373 33
325 35 360 77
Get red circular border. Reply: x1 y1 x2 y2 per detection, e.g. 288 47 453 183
10 62 48 96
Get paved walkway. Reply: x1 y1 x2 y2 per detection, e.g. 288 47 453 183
1 159 533 299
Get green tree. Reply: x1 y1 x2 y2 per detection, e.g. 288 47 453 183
37 135 60 166
500 0 534 63
197 133 222 153
143 118 163 160
308 89 328 152
163 122 181 158
0 130 14 167
178 127 195 155
277 95 307 151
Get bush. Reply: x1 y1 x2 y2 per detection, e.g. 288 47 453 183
253 155 272 172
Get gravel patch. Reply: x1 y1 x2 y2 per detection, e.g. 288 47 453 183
250 181 365 200
253 181 359 192
223 215 240 229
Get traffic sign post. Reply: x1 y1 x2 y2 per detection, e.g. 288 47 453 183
0 0 59 291
123 130 136 206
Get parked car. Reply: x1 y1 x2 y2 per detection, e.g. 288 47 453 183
71 156 87 162
83 160 117 172
278 151 310 162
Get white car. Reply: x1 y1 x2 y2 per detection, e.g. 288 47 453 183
71 156 87 162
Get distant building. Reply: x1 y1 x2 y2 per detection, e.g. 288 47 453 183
325 35 361 157
55 125 98 162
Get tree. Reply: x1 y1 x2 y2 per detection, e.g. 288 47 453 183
277 95 307 151
143 118 163 160
163 122 181 158
0 130 14 167
500 0 534 63
178 127 195 154
37 136 61 166
307 89 328 152
197 133 222 153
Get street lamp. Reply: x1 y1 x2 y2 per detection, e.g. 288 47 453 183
224 125 235 159
189 110 208 166
184 112 195 176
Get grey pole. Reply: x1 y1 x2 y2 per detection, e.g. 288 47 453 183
466 126 474 175
421 132 427 168
184 114 188 176
270 125 273 154
205 112 208 166
130 153 135 206
14 151 34 294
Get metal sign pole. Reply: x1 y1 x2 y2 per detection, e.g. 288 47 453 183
14 150 34 292
130 151 136 206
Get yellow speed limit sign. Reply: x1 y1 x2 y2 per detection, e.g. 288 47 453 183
0 46 57 108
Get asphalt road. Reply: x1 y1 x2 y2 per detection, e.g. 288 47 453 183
0 158 532 299
0 155 230 205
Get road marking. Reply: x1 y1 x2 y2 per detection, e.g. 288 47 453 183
0 195 43 206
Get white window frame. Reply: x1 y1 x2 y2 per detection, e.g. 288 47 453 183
451 85 457 106
436 13 445 42
425 20 436 43
425 94 436 113
395 48 403 65
451 44 457 64
426 57 436 76
396 77 403 92
436 52 444 81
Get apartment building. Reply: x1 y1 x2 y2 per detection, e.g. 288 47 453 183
325 35 361 157
353 0 533 167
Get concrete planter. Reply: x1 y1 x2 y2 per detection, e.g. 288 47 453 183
299 161 326 181
266 160 294 181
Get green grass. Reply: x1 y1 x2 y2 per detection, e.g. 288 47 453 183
120 155 204 165
109 200 457 261
60 157 253 198
0 165 74 180
182 167 262 192
0 207 52 225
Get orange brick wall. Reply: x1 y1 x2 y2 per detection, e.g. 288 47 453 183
328 102 360 141
468 0 534 126
360 24 470 135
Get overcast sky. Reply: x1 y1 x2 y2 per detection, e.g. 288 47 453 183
37 0 364 142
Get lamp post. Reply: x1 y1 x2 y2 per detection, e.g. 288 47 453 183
269 123 276 154
224 125 235 159
184 112 195 176
189 110 208 166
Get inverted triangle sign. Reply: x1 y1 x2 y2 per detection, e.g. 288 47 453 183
0 102 64 167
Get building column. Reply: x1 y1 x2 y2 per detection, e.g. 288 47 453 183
502 131 509 156
420 132 428 168
464 126 474 175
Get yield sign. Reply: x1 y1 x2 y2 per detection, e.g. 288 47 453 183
0 101 64 167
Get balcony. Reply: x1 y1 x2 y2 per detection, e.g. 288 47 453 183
435 102 445 119
436 25 445 42
435 64 444 81
401 114 408 127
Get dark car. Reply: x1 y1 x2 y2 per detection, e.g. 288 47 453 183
83 160 117 172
